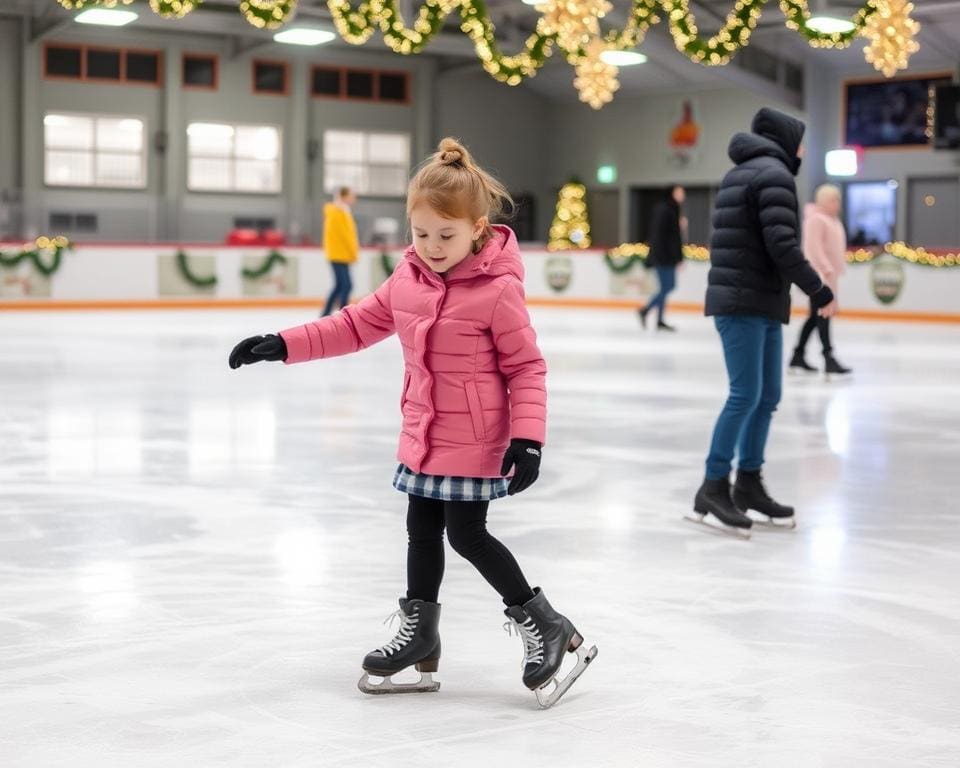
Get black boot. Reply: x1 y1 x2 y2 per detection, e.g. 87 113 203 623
789 348 817 374
504 588 597 708
733 470 796 528
824 354 851 377
637 307 649 329
691 477 752 537
657 321 676 332
359 598 441 694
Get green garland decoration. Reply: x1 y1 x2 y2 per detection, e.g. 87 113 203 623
326 0 880 84
242 250 288 279
176 250 217 288
239 0 297 29
149 0 202 19
381 250 400 277
0 238 72 277
603 242 960 271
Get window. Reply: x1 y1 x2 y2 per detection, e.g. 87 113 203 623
42 43 161 85
183 53 217 89
312 67 341 97
187 122 282 193
253 60 287 95
44 112 146 188
86 48 121 80
45 45 82 78
346 71 374 100
323 130 409 196
310 67 410 104
378 72 408 103
125 51 161 84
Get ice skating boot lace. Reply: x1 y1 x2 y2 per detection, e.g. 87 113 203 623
504 615 545 668
377 608 419 657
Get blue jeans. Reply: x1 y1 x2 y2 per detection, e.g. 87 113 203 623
645 266 677 322
322 262 353 316
705 315 783 480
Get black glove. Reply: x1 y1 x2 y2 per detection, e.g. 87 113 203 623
500 438 542 496
228 333 287 369
810 284 835 309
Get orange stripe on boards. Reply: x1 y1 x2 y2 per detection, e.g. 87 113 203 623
2 297 959 325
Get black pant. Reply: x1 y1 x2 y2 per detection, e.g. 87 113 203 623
406 495 534 607
795 298 832 356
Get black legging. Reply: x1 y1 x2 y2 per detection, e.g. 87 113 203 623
795 297 833 355
406 495 534 607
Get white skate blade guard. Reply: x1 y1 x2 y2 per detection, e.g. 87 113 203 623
683 512 751 540
358 671 440 695
535 643 598 709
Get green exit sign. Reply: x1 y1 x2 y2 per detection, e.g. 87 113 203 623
597 165 617 184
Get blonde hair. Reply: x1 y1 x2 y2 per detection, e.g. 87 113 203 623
407 138 513 244
815 184 841 205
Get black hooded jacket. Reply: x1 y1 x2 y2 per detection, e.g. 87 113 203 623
705 108 833 323
647 197 683 268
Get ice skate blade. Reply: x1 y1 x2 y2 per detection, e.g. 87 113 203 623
683 512 751 540
358 671 440 695
750 515 797 531
534 644 598 709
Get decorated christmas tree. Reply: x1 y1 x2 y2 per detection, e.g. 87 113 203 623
548 181 592 251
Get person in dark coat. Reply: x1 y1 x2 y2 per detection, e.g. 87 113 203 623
639 185 686 331
692 108 837 536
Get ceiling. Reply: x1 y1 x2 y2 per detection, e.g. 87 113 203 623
4 0 960 101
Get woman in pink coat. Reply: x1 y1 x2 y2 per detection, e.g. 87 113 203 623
229 138 595 708
790 184 852 376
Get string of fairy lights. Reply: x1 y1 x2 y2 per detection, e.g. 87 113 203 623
52 1 923 109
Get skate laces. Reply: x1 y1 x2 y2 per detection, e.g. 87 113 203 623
503 616 544 667
377 609 419 656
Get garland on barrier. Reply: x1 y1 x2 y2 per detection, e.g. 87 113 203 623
176 250 217 288
241 250 288 279
0 237 73 277
603 241 960 271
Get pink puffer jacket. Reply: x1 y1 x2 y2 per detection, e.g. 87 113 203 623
279 225 547 477
802 202 847 295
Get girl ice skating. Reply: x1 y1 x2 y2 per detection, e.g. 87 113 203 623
228 138 596 708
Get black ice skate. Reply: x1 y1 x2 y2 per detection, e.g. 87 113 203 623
823 354 852 380
358 599 441 695
688 477 753 539
733 470 796 530
789 349 818 375
503 588 597 709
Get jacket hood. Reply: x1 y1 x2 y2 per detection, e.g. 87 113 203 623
403 224 523 282
804 202 833 220
728 108 806 175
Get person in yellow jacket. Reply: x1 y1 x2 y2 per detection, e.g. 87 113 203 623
322 187 360 316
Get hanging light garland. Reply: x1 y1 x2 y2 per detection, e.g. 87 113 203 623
862 0 920 78
57 0 133 8
537 0 612 53
573 37 620 110
55 1 911 108
239 0 298 29
149 0 201 18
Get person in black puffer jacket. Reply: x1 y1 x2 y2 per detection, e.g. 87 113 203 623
639 185 685 331
693 108 837 535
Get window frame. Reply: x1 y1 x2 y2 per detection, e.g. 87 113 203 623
42 42 163 87
181 52 219 91
322 129 410 198
251 59 289 96
43 110 149 191
186 120 284 195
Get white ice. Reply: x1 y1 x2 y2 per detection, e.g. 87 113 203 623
2 308 959 767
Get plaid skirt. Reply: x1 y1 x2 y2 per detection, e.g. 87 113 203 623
392 464 508 502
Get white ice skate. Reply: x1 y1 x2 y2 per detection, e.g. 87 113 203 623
683 511 752 540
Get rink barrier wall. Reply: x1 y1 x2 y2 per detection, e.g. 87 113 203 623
1 244 958 324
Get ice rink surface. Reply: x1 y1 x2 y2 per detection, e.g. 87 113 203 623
2 307 959 767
